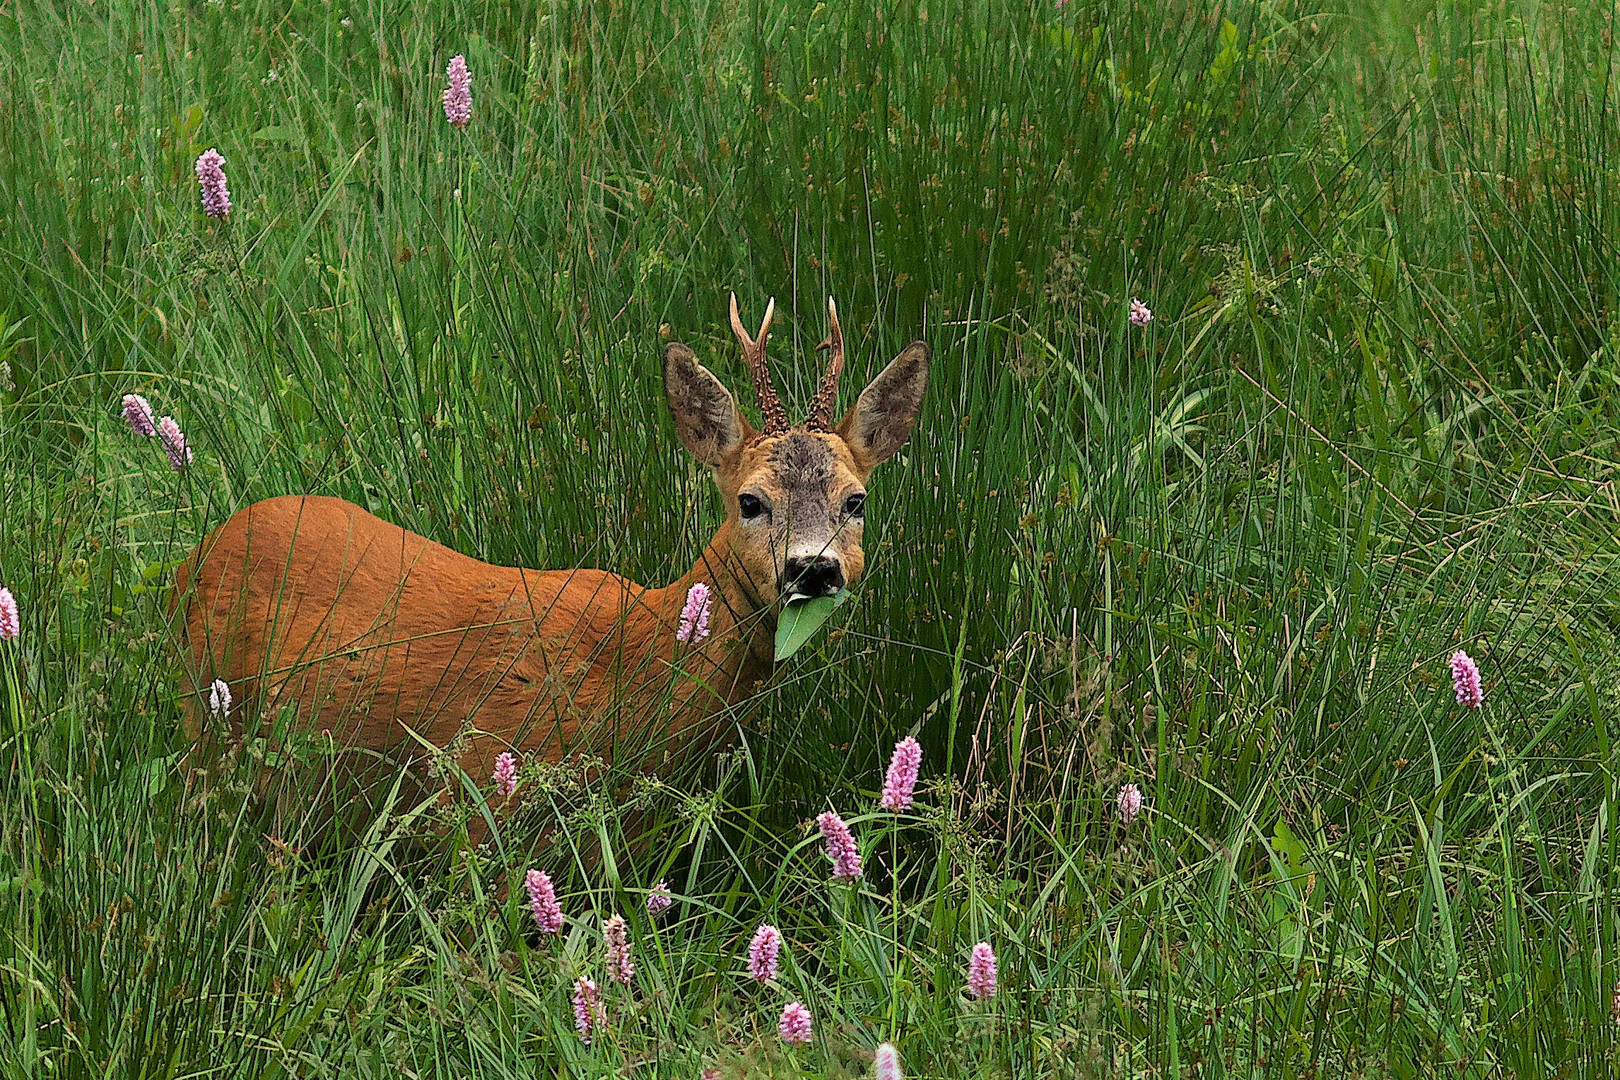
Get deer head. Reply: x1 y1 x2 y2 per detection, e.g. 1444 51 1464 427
663 295 930 612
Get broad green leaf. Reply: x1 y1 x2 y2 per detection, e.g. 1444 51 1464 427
774 589 852 661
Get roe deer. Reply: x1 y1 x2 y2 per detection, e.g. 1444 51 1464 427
173 296 929 802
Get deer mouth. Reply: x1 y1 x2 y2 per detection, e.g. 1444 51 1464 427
780 556 846 600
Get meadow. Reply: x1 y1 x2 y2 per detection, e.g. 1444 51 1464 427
3 0 1620 1074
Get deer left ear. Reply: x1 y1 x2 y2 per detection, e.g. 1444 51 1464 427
664 343 754 466
836 341 930 471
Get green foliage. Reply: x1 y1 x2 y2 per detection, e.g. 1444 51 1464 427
2 0 1620 1074
776 590 852 661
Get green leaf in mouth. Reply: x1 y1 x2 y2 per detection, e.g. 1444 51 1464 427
774 589 853 661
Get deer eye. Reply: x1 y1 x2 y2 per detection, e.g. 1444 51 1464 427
738 493 767 521
843 493 866 518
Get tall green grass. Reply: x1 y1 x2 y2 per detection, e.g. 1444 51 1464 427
3 0 1620 1074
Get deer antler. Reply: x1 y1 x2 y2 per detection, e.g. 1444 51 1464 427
804 297 846 432
729 293 787 435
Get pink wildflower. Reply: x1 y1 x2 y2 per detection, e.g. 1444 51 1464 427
208 679 231 719
492 751 518 797
701 1070 720 1080
1129 298 1153 326
778 1001 812 1045
967 941 998 999
647 880 673 918
604 913 635 984
817 810 862 882
443 54 471 129
1450 650 1483 709
157 416 192 470
1612 979 1620 1025
874 1043 903 1080
122 394 156 436
880 736 922 812
571 976 602 1043
195 149 231 218
1117 783 1143 825
677 581 713 643
0 588 17 641
747 923 782 982
525 869 563 934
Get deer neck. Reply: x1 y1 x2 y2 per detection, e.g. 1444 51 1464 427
636 521 776 712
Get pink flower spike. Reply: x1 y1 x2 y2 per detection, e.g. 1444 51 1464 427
647 880 673 918
157 416 192 470
967 941 998 1000
875 1042 903 1080
1450 650 1483 709
778 1001 812 1045
195 148 231 218
604 913 635 984
492 751 518 797
208 679 231 719
1117 783 1143 825
0 587 18 641
747 923 782 981
817 810 862 882
1129 298 1153 326
677 581 713 643
880 736 922 812
122 394 156 436
443 54 472 129
571 976 602 1044
524 869 563 934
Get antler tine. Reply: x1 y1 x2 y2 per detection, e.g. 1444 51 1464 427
729 292 788 434
804 296 846 431
758 296 776 346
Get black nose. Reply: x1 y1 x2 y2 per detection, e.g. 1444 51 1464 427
782 556 845 597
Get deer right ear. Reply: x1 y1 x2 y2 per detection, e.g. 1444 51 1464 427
664 343 753 466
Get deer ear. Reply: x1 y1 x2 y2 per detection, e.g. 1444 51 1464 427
664 343 753 466
836 341 930 471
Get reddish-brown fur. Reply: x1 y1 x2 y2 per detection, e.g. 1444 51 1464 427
172 299 929 808
173 494 772 783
